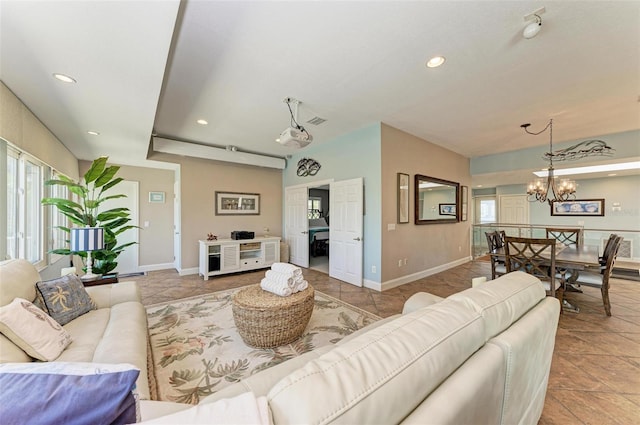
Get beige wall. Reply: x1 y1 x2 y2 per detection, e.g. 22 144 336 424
0 81 78 179
79 161 175 268
381 124 471 282
149 152 283 270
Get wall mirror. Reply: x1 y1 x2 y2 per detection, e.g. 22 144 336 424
414 174 460 225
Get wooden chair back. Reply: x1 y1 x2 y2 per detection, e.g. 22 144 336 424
578 235 623 316
504 236 559 297
545 227 583 247
485 231 507 279
601 233 619 264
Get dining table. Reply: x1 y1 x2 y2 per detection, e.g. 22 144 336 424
490 243 600 312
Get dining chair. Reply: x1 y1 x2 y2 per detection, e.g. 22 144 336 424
599 233 619 267
504 236 563 301
485 231 506 279
574 235 623 316
546 227 583 291
545 227 583 247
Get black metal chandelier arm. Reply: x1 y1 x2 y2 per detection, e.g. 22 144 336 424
520 119 552 136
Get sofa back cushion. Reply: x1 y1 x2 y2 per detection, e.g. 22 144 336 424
0 259 38 307
267 298 485 425
489 297 560 425
448 271 546 340
0 259 41 363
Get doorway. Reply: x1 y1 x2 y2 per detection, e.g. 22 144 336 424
99 180 139 274
308 184 330 274
285 177 363 286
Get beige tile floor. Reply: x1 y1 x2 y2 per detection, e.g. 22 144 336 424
122 260 640 424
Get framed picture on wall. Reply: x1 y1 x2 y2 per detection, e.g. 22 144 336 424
215 191 260 215
149 191 165 203
461 186 468 221
397 173 410 223
439 203 457 216
550 199 605 216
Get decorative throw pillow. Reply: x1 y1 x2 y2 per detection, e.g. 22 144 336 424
0 362 140 425
35 274 96 325
0 297 72 361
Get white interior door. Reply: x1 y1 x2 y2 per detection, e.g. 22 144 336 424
100 180 139 274
329 177 363 286
499 195 530 236
173 178 181 271
285 186 309 268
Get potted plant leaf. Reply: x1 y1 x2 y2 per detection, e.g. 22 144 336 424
41 156 137 275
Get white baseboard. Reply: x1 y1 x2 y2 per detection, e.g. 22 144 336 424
379 256 472 292
178 267 199 276
138 262 175 273
363 279 382 292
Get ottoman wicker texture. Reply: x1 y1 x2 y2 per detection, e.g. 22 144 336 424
232 284 315 348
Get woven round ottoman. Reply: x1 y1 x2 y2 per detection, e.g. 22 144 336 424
232 284 314 348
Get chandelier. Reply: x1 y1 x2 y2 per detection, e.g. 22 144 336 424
521 119 577 205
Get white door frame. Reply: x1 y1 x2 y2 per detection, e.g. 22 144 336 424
284 179 334 269
173 172 181 271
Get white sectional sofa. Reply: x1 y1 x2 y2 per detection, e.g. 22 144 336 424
0 258 151 400
1 258 560 424
141 271 561 424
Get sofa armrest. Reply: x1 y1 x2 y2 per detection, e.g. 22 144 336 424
85 281 141 308
402 292 444 314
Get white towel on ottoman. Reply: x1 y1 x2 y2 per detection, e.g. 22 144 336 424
265 270 294 287
271 262 302 277
260 278 293 297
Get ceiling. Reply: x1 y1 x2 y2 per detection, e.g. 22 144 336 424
1 1 639 180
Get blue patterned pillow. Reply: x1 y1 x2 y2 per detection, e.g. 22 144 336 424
0 362 140 425
35 274 96 325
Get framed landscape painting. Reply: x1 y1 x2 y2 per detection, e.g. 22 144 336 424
215 192 260 215
551 199 605 217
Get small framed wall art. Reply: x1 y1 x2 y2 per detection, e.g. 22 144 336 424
461 185 469 221
215 191 260 215
397 173 410 224
439 203 457 216
149 191 165 203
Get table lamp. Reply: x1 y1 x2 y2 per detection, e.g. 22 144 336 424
70 227 104 282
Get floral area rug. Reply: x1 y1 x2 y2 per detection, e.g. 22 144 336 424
146 287 380 404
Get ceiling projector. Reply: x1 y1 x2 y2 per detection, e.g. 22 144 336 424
277 126 313 148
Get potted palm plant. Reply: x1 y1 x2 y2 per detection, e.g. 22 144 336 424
41 156 136 275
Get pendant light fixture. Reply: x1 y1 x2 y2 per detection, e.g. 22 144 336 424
522 119 577 205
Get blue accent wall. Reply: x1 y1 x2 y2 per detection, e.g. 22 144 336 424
283 123 382 283
471 130 640 175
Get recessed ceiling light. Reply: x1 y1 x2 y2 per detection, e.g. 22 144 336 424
87 131 100 136
477 185 483 188
608 173 617 177
196 119 208 125
426 56 446 68
53 73 76 83
275 138 281 142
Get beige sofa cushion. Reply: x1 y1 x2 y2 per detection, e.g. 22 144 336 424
0 259 38 306
58 302 150 400
0 298 72 361
268 298 485 425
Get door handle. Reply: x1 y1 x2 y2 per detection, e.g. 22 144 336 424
301 231 308 234
353 237 361 241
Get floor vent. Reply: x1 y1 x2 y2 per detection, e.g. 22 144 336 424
306 116 327 125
